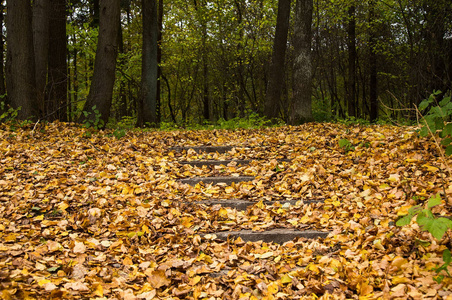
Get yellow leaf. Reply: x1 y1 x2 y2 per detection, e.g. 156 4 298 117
181 216 193 228
267 282 279 295
38 279 51 287
299 215 311 224
423 164 439 172
280 274 292 284
392 276 410 284
218 207 228 218
92 283 104 297
4 234 16 242
397 205 412 216
189 276 202 286
307 263 319 273
225 186 235 193
58 202 69 211
123 256 133 266
34 215 44 221
373 239 385 251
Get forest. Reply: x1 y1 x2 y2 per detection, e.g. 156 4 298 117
3 1 452 299
1 0 452 127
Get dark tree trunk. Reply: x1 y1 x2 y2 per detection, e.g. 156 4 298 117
6 0 40 120
47 0 68 121
264 0 291 120
138 0 159 127
79 0 121 127
157 0 163 123
290 0 314 124
91 0 100 27
32 0 49 113
369 0 378 122
347 4 356 118
0 2 6 101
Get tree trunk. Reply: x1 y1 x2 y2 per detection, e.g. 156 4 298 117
290 0 314 125
32 0 49 114
157 0 164 123
47 0 68 121
347 4 356 118
264 0 291 120
0 2 6 100
6 0 40 120
369 0 378 122
138 0 159 127
79 0 121 127
91 0 100 27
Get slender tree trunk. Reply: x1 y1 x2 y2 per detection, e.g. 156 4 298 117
264 0 291 120
6 0 40 120
138 0 159 127
157 0 163 123
347 4 356 118
79 0 121 127
0 2 6 100
47 0 68 121
290 0 314 124
91 0 100 27
32 0 49 114
369 0 378 122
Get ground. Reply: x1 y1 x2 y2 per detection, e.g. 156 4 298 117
0 122 452 299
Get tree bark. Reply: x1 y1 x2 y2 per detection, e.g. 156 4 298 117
6 0 40 120
290 0 314 125
47 0 68 121
157 0 164 123
138 0 159 127
347 4 356 118
79 0 121 127
32 0 49 114
369 0 378 122
0 2 6 100
264 0 291 120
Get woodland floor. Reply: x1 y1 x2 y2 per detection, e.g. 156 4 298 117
1 122 452 299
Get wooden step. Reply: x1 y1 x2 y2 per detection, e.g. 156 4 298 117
194 199 324 211
178 176 255 186
170 145 235 154
203 229 329 244
179 159 252 167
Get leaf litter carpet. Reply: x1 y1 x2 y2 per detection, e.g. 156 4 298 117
1 122 452 299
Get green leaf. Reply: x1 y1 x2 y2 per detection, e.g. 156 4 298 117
434 275 444 283
396 215 413 226
446 145 452 156
425 218 452 240
441 138 452 146
443 248 451 265
444 123 452 137
338 139 351 148
419 99 432 111
419 126 429 137
439 96 451 107
427 194 442 209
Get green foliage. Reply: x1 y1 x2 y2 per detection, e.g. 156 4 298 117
338 138 355 152
216 112 278 130
82 105 104 130
397 194 452 282
159 113 280 131
338 116 371 126
0 102 20 123
418 91 452 155
112 128 126 140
